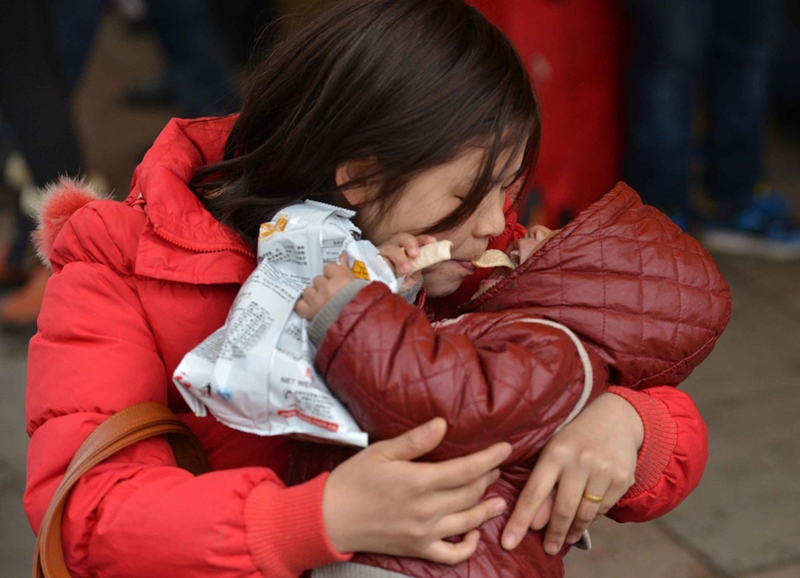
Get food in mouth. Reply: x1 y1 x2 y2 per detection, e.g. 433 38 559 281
472 249 515 269
407 240 454 274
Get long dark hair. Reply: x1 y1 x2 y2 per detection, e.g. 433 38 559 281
192 0 540 243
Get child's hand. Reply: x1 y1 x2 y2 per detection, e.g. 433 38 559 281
295 256 357 320
378 233 438 293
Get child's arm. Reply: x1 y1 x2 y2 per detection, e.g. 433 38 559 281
295 233 436 322
298 276 609 465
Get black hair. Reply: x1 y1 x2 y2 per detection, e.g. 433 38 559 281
192 0 540 244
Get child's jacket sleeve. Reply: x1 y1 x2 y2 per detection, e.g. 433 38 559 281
315 282 709 522
315 282 609 464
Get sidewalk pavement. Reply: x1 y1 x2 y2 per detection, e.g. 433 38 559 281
2 10 800 578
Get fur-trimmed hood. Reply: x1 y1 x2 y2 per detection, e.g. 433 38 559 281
32 177 109 268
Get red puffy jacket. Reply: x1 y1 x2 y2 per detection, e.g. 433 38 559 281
295 184 730 577
25 117 351 578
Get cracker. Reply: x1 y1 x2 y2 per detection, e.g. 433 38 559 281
408 240 454 274
472 249 515 269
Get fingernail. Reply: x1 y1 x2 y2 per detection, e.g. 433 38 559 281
502 533 517 550
567 533 580 544
492 500 507 515
545 541 560 555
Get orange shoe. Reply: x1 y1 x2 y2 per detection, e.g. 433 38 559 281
0 264 50 327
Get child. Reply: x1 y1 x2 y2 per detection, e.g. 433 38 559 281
292 182 731 577
25 2 715 576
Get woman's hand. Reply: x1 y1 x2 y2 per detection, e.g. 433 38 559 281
295 257 356 320
324 417 512 564
501 393 644 554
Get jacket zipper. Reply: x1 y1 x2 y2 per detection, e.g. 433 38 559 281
151 224 256 259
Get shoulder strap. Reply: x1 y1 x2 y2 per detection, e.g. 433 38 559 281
32 402 210 578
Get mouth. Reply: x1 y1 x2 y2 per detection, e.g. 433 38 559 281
453 259 477 274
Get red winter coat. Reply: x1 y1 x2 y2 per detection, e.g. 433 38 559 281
296 184 730 577
468 0 629 228
25 117 351 578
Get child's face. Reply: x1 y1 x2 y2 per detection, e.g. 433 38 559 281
474 225 560 297
516 225 560 263
358 146 524 297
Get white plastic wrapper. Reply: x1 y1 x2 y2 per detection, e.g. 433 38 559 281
173 200 402 447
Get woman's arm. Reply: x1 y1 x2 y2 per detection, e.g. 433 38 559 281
26 241 350 577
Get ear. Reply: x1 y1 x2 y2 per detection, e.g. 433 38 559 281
335 159 378 206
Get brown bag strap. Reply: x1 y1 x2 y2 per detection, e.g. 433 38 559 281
32 402 211 578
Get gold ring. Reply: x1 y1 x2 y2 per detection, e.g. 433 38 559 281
582 492 604 504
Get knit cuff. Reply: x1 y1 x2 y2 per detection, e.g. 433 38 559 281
244 473 352 577
607 386 678 498
308 280 370 346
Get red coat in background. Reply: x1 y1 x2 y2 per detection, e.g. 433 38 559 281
469 0 629 228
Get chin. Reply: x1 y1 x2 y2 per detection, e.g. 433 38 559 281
422 274 466 298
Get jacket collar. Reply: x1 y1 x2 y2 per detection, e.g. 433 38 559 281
126 116 256 285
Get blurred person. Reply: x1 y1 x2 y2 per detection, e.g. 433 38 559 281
0 0 85 327
52 0 240 117
468 0 629 229
625 0 800 260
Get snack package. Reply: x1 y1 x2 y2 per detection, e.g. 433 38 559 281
173 201 400 447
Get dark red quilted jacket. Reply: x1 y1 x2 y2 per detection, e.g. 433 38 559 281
292 183 731 577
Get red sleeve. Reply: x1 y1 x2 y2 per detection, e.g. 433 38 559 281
605 385 708 522
25 205 349 578
316 282 608 464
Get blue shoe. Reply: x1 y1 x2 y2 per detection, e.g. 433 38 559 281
701 189 800 261
665 211 691 232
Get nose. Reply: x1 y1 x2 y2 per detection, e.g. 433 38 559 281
473 189 507 239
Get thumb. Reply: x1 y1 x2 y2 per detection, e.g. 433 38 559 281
375 417 448 462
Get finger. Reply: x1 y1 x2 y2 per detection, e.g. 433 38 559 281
531 489 555 530
438 467 501 514
339 252 349 266
435 496 507 542
295 299 310 318
416 235 439 247
501 466 561 550
381 245 412 273
424 529 481 566
565 480 611 545
543 473 590 555
425 442 512 491
395 232 422 258
372 417 448 461
322 261 347 278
